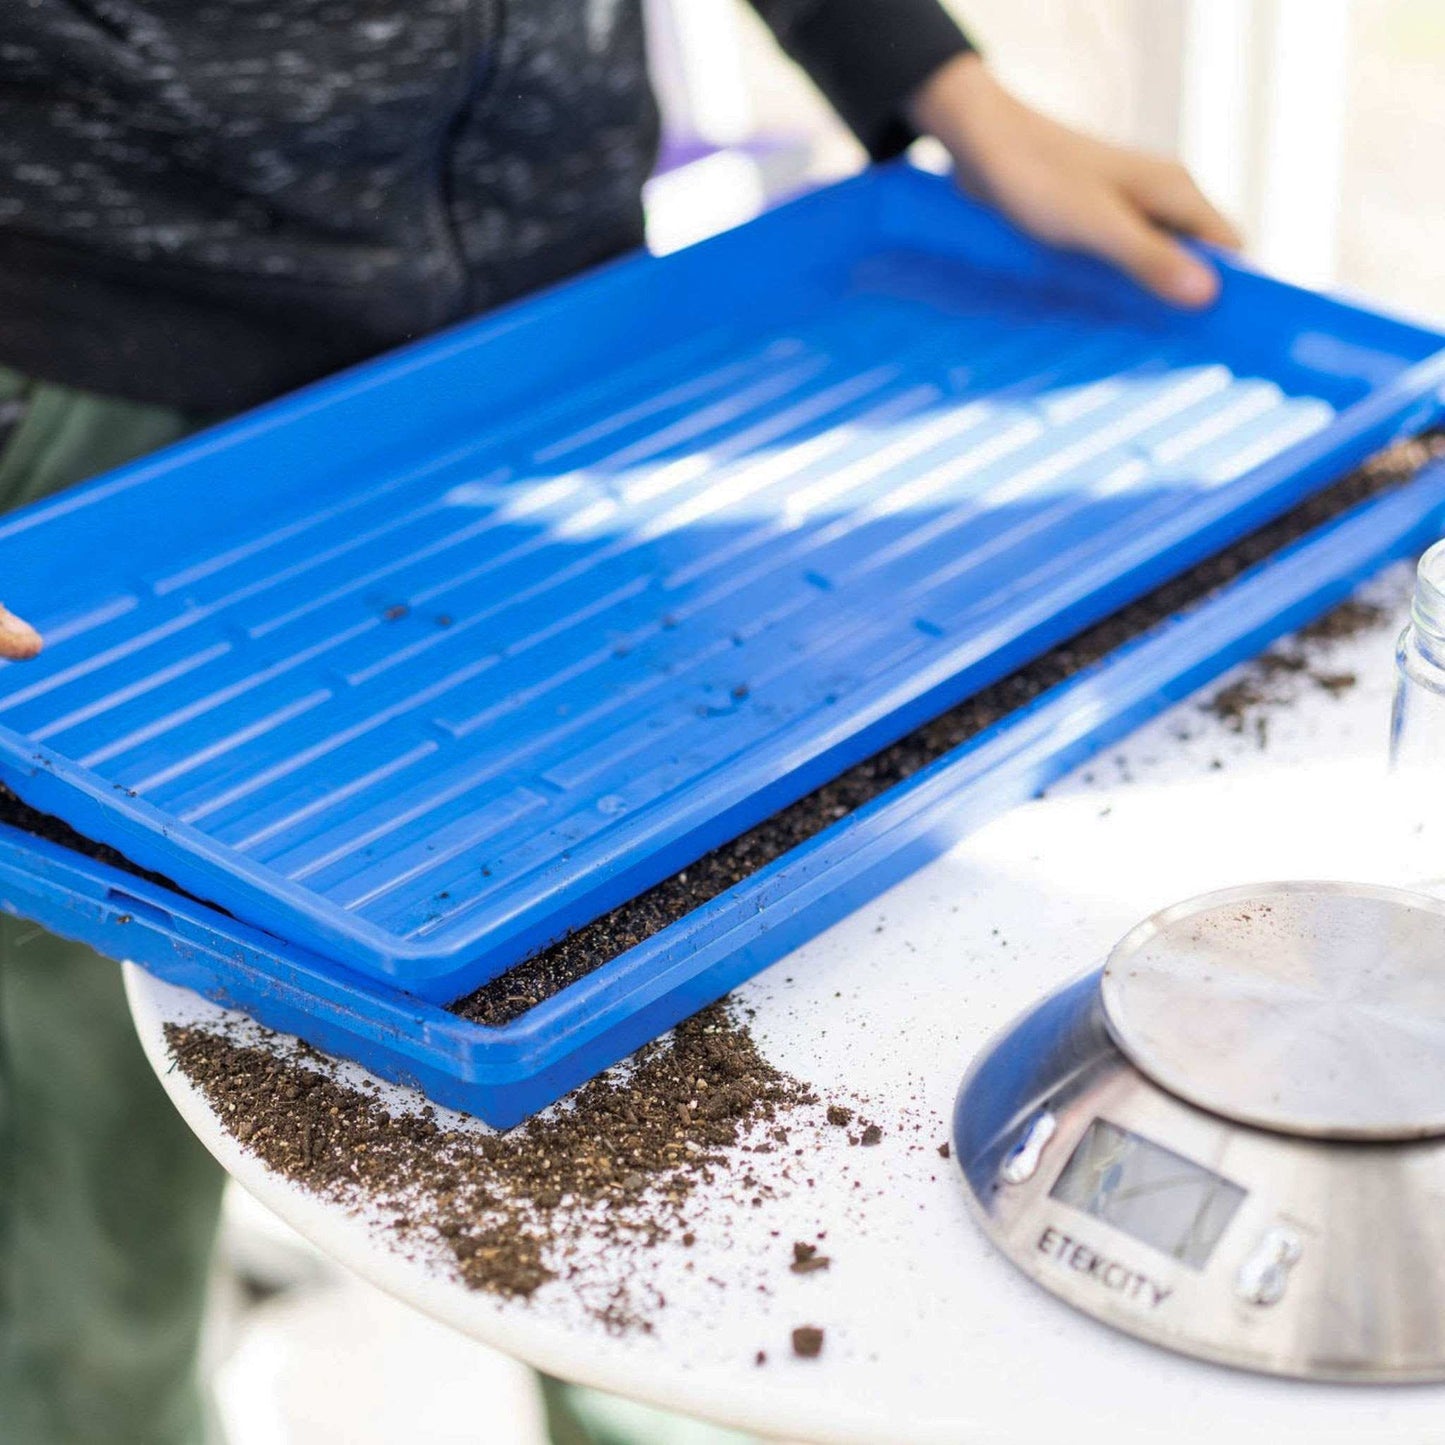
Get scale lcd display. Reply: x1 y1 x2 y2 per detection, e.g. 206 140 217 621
1050 1118 1245 1269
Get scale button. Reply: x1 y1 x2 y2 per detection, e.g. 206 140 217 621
1236 1225 1303 1307
1000 1111 1058 1184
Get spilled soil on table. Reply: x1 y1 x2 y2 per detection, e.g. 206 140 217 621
1203 597 1391 746
453 430 1445 1025
167 1001 840 1332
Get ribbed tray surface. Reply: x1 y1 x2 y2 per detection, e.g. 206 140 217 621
0 167 1440 996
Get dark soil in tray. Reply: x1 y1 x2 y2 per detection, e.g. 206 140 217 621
0 785 173 887
451 432 1445 1026
0 784 228 914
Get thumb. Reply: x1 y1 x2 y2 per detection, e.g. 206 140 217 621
1071 185 1220 308
0 605 42 661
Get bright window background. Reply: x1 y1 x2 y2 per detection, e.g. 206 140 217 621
1339 0 1445 322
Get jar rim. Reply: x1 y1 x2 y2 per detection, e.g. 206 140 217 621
1414 540 1445 643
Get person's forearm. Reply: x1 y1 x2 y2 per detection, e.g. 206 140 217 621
906 51 1000 186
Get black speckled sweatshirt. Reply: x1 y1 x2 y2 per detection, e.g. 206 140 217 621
0 1 970 412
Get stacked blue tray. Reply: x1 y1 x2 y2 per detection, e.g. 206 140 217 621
0 164 1441 1122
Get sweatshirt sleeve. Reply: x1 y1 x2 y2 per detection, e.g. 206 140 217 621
746 0 975 161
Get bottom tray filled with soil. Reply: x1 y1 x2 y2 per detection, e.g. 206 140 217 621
0 433 1441 1127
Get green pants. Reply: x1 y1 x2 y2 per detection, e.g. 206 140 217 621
542 1380 757 1444
0 370 226 1445
0 368 755 1445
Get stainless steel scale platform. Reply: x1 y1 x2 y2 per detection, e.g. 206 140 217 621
956 880 1445 1382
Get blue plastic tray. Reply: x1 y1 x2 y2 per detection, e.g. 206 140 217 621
4 470 1444 1126
0 164 1442 1003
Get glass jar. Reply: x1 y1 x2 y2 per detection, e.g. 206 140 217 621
1391 540 1445 772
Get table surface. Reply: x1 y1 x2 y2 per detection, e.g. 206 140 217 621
127 561 1445 1444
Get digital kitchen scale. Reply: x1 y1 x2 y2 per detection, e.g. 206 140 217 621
955 879 1445 1382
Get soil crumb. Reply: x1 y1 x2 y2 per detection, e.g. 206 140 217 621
1299 598 1390 644
166 1000 821 1332
791 1241 831 1275
792 1326 825 1359
1203 587 1394 742
453 432 1444 1027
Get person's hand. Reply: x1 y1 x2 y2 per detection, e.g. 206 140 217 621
908 53 1241 308
0 604 42 660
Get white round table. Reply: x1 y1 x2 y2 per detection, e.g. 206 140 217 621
128 565 1445 1442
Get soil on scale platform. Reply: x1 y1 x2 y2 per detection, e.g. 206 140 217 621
452 431 1445 1025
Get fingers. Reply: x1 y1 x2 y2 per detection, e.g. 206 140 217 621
920 60 1239 310
0 604 42 661
1127 158 1242 251
1065 181 1221 308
